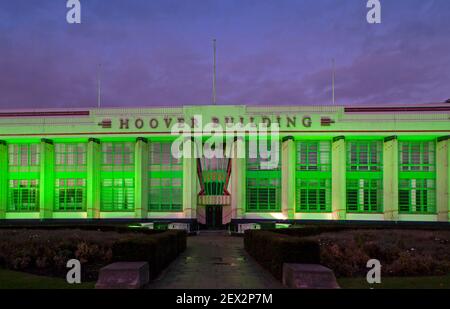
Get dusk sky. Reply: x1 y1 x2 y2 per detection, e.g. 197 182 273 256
1 0 449 109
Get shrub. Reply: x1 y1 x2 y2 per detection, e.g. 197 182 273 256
0 228 187 281
244 230 320 280
307 229 450 277
111 230 186 279
245 227 450 278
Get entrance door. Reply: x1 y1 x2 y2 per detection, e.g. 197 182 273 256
205 205 223 229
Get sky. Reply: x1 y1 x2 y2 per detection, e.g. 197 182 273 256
0 0 449 109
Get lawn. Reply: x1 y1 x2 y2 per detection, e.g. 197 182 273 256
0 269 95 289
338 274 450 289
2 268 448 289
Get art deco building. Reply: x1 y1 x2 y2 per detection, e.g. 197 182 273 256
0 104 449 226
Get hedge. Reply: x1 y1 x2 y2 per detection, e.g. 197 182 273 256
244 230 320 280
112 230 186 279
0 228 187 281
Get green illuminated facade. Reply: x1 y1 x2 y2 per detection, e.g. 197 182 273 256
0 104 449 224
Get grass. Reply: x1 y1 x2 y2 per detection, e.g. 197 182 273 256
2 268 448 289
0 269 95 289
338 274 450 289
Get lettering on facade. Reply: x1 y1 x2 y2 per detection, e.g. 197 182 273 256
98 115 336 130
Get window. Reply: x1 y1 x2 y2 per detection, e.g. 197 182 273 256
247 139 281 171
8 179 39 211
346 179 383 212
148 142 183 212
101 142 135 211
149 142 182 170
101 178 134 211
399 179 436 213
7 143 40 212
296 179 331 212
295 141 331 212
101 142 134 170
199 149 229 196
246 140 281 212
399 141 435 172
55 178 86 211
8 144 40 172
149 178 182 211
54 143 87 211
398 141 436 214
346 140 383 213
296 141 331 171
347 141 382 171
55 143 86 172
247 178 280 212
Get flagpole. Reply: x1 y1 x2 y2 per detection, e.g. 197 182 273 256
212 39 217 105
332 58 335 105
97 63 102 108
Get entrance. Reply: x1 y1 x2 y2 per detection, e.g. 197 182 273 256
205 205 223 229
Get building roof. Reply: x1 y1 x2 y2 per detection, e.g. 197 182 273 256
0 102 449 118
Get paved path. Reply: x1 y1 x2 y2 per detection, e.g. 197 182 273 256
149 231 284 289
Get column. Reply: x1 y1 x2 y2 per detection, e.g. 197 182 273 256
281 136 295 219
39 139 54 219
231 137 246 219
331 136 346 220
383 136 399 221
135 137 149 219
436 136 449 222
86 138 101 219
183 138 197 218
0 141 7 219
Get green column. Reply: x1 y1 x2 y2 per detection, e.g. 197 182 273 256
383 136 399 220
87 138 101 219
281 136 295 219
436 136 449 222
231 137 246 219
0 141 7 219
135 137 149 219
39 139 54 219
331 136 346 220
183 138 197 218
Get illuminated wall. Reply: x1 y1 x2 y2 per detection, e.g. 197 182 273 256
0 105 449 222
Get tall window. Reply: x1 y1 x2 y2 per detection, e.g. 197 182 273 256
7 143 40 212
148 142 183 212
399 141 436 214
54 143 87 211
247 178 280 211
296 141 331 172
55 178 86 211
246 140 281 212
8 144 40 172
296 141 331 212
101 142 135 211
55 143 86 172
346 140 383 213
8 179 39 211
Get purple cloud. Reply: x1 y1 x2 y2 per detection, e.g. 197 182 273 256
0 0 449 108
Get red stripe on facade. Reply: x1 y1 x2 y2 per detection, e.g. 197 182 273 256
1 130 450 137
0 111 90 118
345 106 450 113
